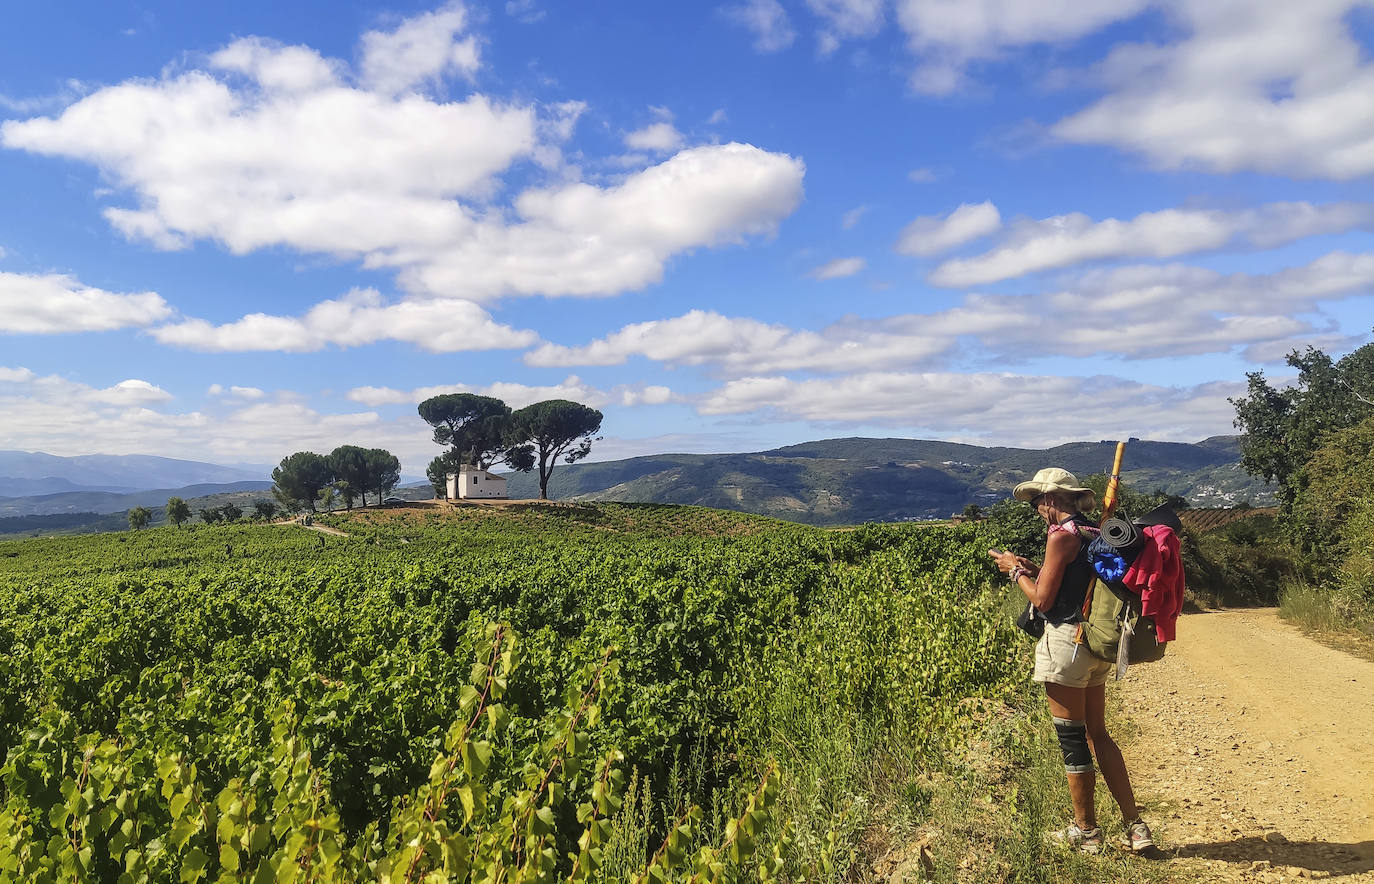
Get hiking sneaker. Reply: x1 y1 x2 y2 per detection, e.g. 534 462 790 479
1050 823 1103 854
1119 819 1154 852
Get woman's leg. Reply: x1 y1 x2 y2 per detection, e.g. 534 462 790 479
1083 683 1140 823
1043 682 1096 829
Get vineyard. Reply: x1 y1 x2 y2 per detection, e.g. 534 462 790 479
0 502 1046 882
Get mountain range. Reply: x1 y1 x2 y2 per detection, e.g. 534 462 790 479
0 450 267 497
499 436 1272 524
0 437 1272 533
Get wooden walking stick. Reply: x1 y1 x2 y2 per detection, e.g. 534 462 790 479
1077 440 1128 644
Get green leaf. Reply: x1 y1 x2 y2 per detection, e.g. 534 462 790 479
179 846 210 883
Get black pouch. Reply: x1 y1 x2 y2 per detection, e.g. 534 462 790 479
1016 602 1046 639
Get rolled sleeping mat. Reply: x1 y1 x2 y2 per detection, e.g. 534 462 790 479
1135 503 1184 533
1101 516 1141 550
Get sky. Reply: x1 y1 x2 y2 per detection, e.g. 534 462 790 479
2 0 1373 476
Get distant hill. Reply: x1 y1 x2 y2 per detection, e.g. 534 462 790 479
0 450 267 497
497 435 1271 525
0 481 274 518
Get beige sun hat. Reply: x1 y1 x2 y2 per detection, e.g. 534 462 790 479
1013 467 1095 510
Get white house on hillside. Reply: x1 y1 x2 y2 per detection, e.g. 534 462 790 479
446 464 508 500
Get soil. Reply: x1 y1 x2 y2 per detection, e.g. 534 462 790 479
1118 608 1374 881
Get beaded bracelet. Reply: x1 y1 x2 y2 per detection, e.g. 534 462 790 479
1009 565 1030 582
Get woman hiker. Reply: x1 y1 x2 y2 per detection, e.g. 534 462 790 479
989 467 1153 854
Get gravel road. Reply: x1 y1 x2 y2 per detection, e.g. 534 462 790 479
1119 608 1374 882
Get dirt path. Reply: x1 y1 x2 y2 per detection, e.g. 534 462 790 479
1118 608 1374 881
275 519 348 537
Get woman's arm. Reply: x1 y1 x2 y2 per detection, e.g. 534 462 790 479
989 531 1077 612
1023 529 1078 612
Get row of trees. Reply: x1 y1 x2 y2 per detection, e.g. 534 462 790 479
271 446 401 513
127 499 278 530
418 395 603 500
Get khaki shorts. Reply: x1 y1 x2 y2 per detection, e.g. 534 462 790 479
1033 621 1112 688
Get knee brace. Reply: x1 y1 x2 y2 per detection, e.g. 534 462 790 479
1053 717 1093 773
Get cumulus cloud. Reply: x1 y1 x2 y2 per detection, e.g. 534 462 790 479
1054 1 1374 180
359 2 480 94
208 384 267 400
525 308 968 375
895 200 1001 257
0 366 37 383
624 121 685 152
345 375 675 410
808 257 866 280
149 288 537 353
929 201 1374 287
805 0 885 51
0 367 447 469
2 47 534 257
2 22 805 304
841 205 868 229
697 370 1242 445
895 0 1150 94
348 375 609 408
391 143 805 300
0 270 172 333
724 0 797 52
529 250 1374 374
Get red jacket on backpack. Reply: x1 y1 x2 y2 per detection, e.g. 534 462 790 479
1122 524 1185 642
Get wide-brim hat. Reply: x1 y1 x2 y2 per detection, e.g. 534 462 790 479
1014 467 1095 509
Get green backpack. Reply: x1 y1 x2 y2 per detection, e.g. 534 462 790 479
1081 579 1166 667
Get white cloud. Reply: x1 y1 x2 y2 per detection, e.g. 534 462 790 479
908 167 938 183
894 0 1150 94
392 143 805 300
345 375 673 411
149 288 537 353
528 249 1374 374
1240 332 1371 364
348 375 608 408
808 257 867 279
0 366 37 383
619 385 675 406
359 2 481 94
1054 1 1374 180
895 200 1001 257
94 379 174 406
526 308 965 375
2 30 803 304
0 271 172 333
929 201 1374 287
806 0 886 35
707 108 728 125
624 121 685 152
2 44 535 259
0 367 443 470
209 384 267 400
841 205 868 229
724 0 797 52
806 0 885 51
505 0 546 24
697 370 1242 445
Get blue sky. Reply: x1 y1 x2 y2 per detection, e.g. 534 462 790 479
2 0 1373 475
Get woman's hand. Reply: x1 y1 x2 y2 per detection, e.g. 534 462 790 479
988 549 1031 574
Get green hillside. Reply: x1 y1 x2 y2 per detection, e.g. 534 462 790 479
499 435 1271 524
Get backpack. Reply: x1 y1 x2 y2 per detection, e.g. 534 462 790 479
1078 506 1183 672
1080 576 1166 669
